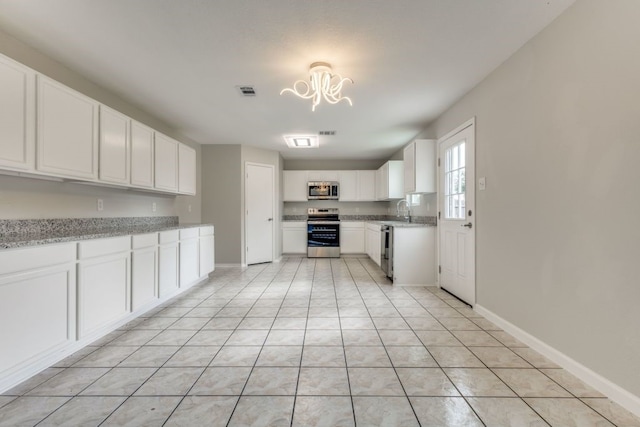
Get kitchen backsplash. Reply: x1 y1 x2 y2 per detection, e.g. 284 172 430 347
0 216 179 236
282 214 437 225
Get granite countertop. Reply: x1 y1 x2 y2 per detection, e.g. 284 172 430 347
0 217 213 250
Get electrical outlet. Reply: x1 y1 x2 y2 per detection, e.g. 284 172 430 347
188 204 192 213
97 199 103 211
152 202 157 212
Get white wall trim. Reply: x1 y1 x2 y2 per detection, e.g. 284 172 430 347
215 263 246 268
475 304 640 417
436 116 476 144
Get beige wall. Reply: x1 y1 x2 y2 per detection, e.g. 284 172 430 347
201 145 242 265
0 28 201 223
426 0 640 398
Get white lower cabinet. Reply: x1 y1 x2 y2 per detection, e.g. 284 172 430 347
199 226 215 277
0 243 76 382
131 233 158 311
77 236 130 339
282 221 307 253
341 222 365 254
158 230 179 297
179 228 200 288
366 223 382 266
392 226 436 286
0 224 216 393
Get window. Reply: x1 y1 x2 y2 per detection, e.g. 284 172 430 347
444 141 466 219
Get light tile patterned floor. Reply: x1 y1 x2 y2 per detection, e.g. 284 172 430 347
1 256 638 426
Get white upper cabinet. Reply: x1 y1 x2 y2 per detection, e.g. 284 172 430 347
357 170 376 201
339 171 358 201
404 139 436 194
36 75 99 180
376 160 404 200
0 54 35 172
99 105 130 185
130 121 155 188
307 170 339 181
178 143 197 195
283 170 308 201
154 133 179 192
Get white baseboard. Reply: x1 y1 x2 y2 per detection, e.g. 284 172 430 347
475 304 640 417
215 263 245 268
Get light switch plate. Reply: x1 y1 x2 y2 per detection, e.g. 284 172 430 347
479 177 486 191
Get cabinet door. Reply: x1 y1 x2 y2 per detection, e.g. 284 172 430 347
0 54 35 171
77 252 130 338
341 227 365 254
132 246 157 311
178 143 197 195
158 243 179 297
403 142 416 193
282 226 307 253
0 262 75 375
130 121 155 188
180 238 200 287
199 234 215 276
414 139 437 193
36 75 98 180
283 170 308 201
357 170 376 201
99 105 130 185
154 133 179 192
339 171 358 201
307 170 338 181
388 160 405 199
376 163 389 200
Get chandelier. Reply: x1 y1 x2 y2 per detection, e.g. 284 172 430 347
280 62 353 111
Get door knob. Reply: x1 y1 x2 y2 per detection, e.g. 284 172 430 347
461 222 472 228
267 218 273 221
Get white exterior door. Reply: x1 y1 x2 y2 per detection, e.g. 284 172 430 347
246 163 274 265
438 120 476 305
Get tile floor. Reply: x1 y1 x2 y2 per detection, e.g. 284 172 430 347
1 256 639 426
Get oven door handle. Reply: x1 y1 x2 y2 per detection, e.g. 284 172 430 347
307 221 340 225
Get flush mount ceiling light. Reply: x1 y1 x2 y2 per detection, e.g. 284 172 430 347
280 62 353 111
284 135 319 148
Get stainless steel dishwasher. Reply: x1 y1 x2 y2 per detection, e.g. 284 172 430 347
381 225 393 279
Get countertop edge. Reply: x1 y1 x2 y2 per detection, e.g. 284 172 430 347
0 223 214 250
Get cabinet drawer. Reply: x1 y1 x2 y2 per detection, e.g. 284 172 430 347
180 227 199 240
0 243 76 275
159 229 179 244
132 233 158 249
78 236 131 259
199 226 214 236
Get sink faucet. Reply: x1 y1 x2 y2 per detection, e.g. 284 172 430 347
396 199 411 222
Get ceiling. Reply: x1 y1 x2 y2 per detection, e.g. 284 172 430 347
0 0 574 159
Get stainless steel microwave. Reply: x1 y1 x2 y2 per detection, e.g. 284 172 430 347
308 181 339 200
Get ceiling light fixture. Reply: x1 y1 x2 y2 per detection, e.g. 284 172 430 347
284 135 319 148
280 62 353 111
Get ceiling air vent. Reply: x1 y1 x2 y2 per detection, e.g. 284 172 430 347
319 130 336 136
236 85 256 96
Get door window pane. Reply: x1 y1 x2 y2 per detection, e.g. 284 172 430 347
444 140 466 220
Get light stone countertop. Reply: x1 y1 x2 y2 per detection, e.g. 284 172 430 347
0 223 213 250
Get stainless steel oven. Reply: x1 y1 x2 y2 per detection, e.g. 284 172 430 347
307 208 340 258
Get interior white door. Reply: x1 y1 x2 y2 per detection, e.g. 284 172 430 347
246 163 274 265
438 121 475 305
